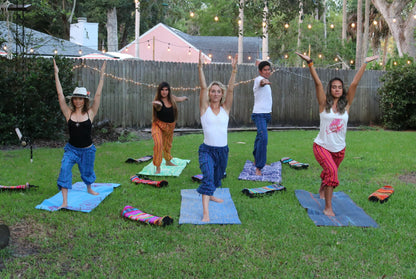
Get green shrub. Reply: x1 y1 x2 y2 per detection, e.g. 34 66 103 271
0 56 75 145
378 62 416 130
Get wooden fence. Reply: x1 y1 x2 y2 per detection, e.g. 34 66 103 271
73 60 384 129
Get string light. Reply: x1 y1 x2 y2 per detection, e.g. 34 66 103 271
318 54 323 59
78 49 82 55
414 15 416 19
284 23 289 29
188 47 191 55
262 21 267 27
379 62 383 66
351 23 356 28
54 49 58 55
228 55 232 60
147 40 150 48
350 60 354 64
167 43 171 52
284 54 288 59
102 49 106 53
373 20 378 25
238 19 242 25
393 18 397 23
307 24 312 29
3 45 7 50
407 60 411 64
190 11 195 18
334 57 338 62
330 24 335 29
214 16 219 22
248 56 251 60
208 53 212 58
393 61 397 66
125 47 129 52
29 48 34 53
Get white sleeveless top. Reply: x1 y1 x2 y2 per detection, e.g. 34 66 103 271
201 106 229 147
314 108 349 152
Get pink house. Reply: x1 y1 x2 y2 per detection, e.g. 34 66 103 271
119 23 211 63
119 23 262 64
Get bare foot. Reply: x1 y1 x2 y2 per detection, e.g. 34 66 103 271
87 186 99 196
155 166 161 174
323 209 335 216
201 215 210 222
166 161 177 166
210 196 223 203
57 203 68 210
255 168 262 176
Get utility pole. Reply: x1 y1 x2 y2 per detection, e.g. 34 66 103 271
238 0 244 64
135 0 140 59
262 0 268 61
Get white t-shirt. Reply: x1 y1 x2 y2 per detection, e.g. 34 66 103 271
314 108 349 152
201 106 229 147
252 75 272 113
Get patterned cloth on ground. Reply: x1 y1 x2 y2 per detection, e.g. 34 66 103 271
280 157 309 169
295 190 378 227
368 185 394 203
238 160 282 183
138 157 190 176
242 184 286 197
179 188 241 225
35 182 120 212
0 183 38 190
130 175 168 187
121 205 173 226
125 155 153 163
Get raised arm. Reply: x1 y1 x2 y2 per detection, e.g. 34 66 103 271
222 54 238 113
346 55 379 106
54 59 71 121
198 51 209 115
296 52 326 110
89 62 107 121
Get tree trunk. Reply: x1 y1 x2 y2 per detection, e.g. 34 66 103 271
362 0 370 59
342 0 347 45
262 0 269 60
107 7 118 52
371 0 416 57
238 0 244 64
355 0 363 67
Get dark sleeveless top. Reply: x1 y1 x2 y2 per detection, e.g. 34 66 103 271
68 113 93 148
156 101 175 123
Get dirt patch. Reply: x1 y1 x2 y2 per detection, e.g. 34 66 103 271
398 172 416 184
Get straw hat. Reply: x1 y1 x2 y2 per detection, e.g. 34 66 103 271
67 87 90 99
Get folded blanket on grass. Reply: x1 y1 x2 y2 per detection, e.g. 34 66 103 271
35 182 120 212
280 157 309 169
295 190 378 227
121 205 173 226
130 175 168 187
125 155 153 164
191 172 226 183
242 184 286 198
179 188 241 225
138 158 190 176
368 185 394 203
238 160 282 183
0 183 38 190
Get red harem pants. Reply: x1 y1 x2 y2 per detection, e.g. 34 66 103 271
313 142 345 189
151 120 176 167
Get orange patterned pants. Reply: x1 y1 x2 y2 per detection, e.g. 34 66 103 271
151 120 176 167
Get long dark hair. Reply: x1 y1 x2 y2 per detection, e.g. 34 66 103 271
325 77 348 114
69 98 90 113
153 82 178 122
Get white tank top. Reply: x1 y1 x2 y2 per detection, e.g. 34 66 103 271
314 108 349 152
201 106 229 147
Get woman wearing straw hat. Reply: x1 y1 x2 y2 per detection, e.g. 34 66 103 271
53 59 106 209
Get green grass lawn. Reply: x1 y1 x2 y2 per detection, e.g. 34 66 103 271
0 130 415 278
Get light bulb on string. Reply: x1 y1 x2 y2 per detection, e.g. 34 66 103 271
167 43 171 52
147 41 150 48
214 16 219 22
307 24 312 29
284 23 289 29
190 11 195 18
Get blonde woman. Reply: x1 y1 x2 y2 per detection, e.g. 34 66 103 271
197 51 237 222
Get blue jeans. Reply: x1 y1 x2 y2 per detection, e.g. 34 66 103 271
252 113 271 170
197 143 229 196
57 143 96 189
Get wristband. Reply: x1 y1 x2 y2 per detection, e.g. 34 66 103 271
308 62 314 67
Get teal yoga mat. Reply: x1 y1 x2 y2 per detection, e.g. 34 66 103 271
138 157 190 176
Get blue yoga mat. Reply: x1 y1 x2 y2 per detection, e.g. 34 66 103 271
295 190 378 227
179 188 241 225
238 160 282 183
35 182 120 212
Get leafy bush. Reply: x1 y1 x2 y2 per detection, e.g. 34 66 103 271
378 62 416 130
0 56 75 145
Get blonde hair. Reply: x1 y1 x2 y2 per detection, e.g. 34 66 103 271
207 81 226 104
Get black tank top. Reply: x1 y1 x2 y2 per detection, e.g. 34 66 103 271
156 101 175 123
68 113 93 148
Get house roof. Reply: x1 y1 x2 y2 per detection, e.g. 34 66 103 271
0 21 114 58
166 25 262 63
121 23 262 63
